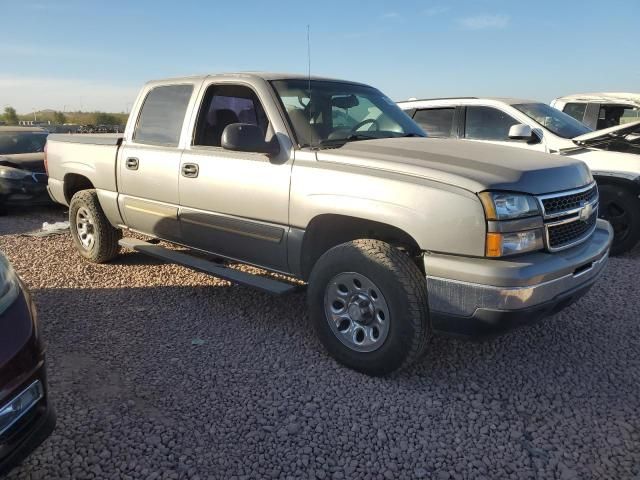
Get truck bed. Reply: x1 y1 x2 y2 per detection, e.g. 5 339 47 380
47 133 123 146
46 134 122 207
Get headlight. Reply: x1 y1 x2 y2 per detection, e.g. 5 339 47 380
0 254 20 314
480 191 544 257
0 165 30 180
479 192 540 220
486 230 544 257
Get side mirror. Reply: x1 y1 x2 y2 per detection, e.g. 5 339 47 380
508 124 533 140
221 123 280 156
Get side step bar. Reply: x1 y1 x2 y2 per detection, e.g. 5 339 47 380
118 238 299 295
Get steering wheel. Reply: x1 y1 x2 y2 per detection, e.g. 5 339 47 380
350 118 380 133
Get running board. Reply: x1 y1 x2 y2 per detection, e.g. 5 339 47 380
118 237 299 295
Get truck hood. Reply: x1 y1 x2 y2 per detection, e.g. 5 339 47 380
0 152 45 172
572 120 640 149
316 137 592 195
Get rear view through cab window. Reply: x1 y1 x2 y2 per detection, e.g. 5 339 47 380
133 84 194 146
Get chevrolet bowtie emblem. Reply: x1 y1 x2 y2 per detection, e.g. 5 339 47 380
579 201 593 222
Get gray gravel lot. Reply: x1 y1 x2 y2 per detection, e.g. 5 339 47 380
1 207 639 480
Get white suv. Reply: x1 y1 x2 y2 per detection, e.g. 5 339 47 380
398 97 640 254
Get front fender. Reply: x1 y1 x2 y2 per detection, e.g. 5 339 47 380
290 161 487 257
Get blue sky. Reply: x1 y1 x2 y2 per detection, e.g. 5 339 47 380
1 0 638 113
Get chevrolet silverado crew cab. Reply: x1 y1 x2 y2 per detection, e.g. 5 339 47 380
399 97 640 254
46 74 612 375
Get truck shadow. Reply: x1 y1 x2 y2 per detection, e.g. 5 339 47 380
32 261 636 400
0 205 67 236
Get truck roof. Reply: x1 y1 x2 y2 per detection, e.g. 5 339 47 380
554 92 640 105
398 97 539 106
144 72 370 87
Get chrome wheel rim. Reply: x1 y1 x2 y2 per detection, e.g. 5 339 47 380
75 207 96 250
324 272 390 352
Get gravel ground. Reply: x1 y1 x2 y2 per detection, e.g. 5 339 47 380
1 207 639 480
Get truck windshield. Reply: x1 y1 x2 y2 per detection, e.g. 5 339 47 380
513 103 591 139
271 79 425 147
0 131 48 155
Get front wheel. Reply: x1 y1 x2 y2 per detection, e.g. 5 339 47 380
307 239 430 376
598 184 640 255
69 190 121 263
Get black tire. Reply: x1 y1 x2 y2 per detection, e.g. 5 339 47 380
69 189 121 263
598 184 640 255
307 239 430 376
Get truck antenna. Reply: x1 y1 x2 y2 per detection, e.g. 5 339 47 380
307 24 317 147
307 24 312 92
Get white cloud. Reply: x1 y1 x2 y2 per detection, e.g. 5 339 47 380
0 43 114 60
343 32 370 40
23 0 72 10
423 6 449 16
0 75 138 113
458 14 510 30
380 12 401 20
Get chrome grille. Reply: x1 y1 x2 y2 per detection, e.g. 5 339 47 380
537 183 599 252
548 213 597 249
541 184 598 216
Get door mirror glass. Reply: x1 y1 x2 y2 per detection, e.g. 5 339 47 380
221 123 279 156
508 124 533 140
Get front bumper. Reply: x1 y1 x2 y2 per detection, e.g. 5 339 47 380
0 287 56 475
0 378 56 476
0 173 51 207
425 219 613 336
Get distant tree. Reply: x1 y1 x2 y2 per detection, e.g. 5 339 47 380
94 112 119 125
53 111 67 124
3 106 19 125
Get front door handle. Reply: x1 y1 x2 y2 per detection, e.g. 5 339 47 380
126 157 139 170
182 163 199 178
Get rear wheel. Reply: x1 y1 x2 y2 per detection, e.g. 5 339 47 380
307 239 430 376
69 190 121 263
598 184 640 255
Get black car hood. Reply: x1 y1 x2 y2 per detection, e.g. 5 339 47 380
0 153 45 173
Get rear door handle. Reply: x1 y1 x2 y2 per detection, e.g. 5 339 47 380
126 157 139 170
182 163 199 178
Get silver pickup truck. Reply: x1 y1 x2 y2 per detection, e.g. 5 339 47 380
46 73 612 375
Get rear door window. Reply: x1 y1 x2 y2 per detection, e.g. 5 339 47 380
464 106 519 141
412 108 455 137
562 103 587 123
133 84 194 146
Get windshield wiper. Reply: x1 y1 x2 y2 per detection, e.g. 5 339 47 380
314 133 379 149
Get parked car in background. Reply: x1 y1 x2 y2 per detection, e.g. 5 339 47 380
77 125 96 134
46 73 611 375
0 252 56 475
0 127 51 215
551 93 640 130
399 97 640 254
